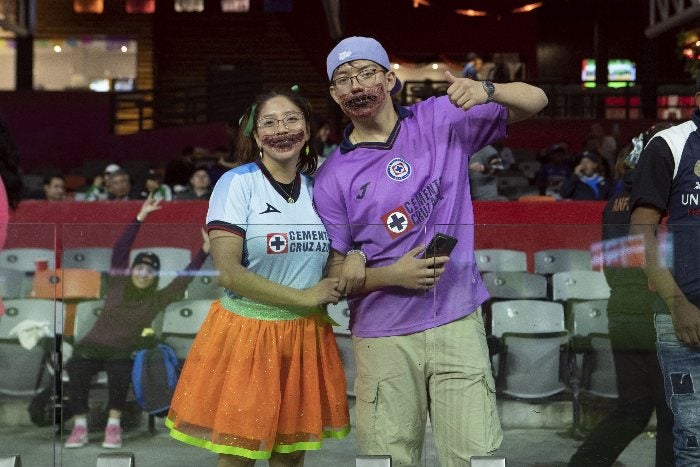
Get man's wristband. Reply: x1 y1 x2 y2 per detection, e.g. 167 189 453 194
346 249 367 264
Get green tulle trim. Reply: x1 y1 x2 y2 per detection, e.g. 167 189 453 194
220 296 339 326
165 417 351 459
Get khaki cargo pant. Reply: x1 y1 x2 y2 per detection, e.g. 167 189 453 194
352 311 502 467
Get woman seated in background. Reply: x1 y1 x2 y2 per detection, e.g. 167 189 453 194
63 195 210 450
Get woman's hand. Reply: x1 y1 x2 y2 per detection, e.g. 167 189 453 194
337 253 365 295
302 278 342 306
389 245 449 290
136 194 162 222
201 227 211 254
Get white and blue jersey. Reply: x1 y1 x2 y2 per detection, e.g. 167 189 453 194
206 160 330 296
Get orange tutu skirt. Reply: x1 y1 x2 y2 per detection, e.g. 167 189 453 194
166 300 350 459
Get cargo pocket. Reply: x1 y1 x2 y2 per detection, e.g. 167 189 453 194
482 370 503 453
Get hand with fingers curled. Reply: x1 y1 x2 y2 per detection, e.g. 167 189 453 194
671 299 700 347
444 70 489 111
390 245 449 290
303 277 342 306
337 253 366 296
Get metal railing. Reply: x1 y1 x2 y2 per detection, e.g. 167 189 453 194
401 80 697 121
111 79 697 135
110 78 260 135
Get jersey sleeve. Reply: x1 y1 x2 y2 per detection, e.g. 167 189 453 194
312 168 353 255
431 97 508 157
206 170 249 237
629 137 674 214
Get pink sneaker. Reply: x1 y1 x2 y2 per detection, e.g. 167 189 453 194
64 425 88 448
102 424 122 449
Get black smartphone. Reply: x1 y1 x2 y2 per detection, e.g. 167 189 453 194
423 233 458 258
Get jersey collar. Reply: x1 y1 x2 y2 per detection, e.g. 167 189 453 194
256 159 301 203
339 103 413 154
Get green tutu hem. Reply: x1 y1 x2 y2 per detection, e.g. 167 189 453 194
165 417 351 459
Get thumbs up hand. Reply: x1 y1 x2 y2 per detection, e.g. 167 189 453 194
444 70 490 111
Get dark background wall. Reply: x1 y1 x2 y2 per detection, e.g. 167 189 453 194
0 0 695 174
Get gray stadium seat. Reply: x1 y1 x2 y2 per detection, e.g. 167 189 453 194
474 249 527 272
491 300 569 399
159 299 211 360
0 298 55 396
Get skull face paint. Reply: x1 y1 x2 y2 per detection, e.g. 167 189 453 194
337 82 387 119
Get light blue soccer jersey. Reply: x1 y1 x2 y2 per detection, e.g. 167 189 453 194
206 160 330 295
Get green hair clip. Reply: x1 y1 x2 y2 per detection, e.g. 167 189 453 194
239 104 257 137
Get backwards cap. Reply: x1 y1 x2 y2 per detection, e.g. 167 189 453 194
326 36 401 95
132 251 161 272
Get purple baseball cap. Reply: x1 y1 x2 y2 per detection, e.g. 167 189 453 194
326 36 402 95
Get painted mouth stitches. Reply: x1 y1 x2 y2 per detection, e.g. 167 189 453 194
343 93 378 110
263 131 305 151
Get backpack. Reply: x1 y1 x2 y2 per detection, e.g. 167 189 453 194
131 343 181 416
28 384 54 427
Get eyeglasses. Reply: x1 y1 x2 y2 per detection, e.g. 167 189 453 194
331 68 382 90
256 112 305 135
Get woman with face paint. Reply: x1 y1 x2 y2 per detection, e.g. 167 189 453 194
64 195 210 450
314 36 548 466
166 90 352 467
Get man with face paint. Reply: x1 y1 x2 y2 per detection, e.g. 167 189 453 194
314 36 548 466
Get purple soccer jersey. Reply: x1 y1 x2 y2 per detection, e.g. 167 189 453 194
314 96 508 338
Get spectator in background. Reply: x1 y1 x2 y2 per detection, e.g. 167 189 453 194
63 195 210 450
586 122 618 174
461 51 483 80
469 145 508 200
311 118 338 166
42 175 66 201
560 150 613 201
535 143 572 197
84 163 121 201
493 138 514 170
208 145 240 186
174 165 212 200
164 147 196 196
139 169 172 201
106 170 136 201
